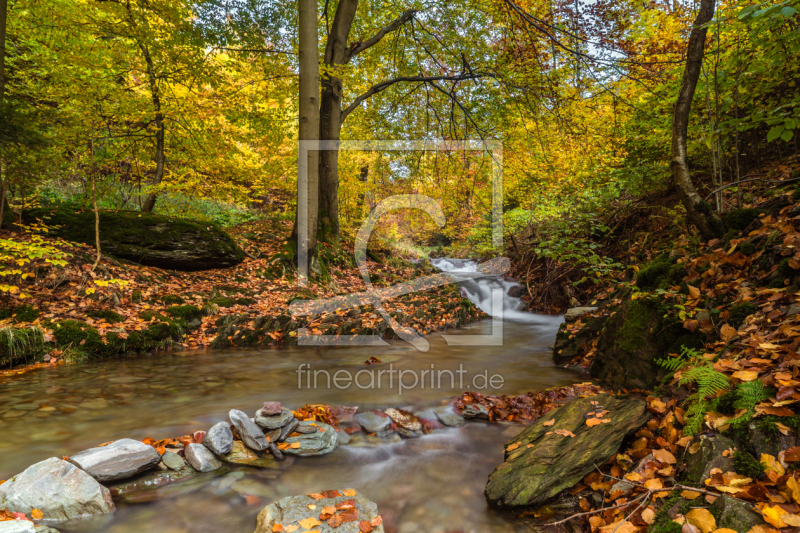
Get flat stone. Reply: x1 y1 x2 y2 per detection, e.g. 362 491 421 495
432 406 465 427
485 394 649 508
254 489 384 533
0 458 115 521
385 408 424 438
277 418 299 442
184 443 222 473
682 435 735 486
461 404 490 419
68 438 161 481
219 441 279 468
254 407 293 430
161 451 189 472
354 410 392 434
259 401 283 416
564 307 598 323
282 421 338 456
229 409 269 451
0 522 35 533
204 421 233 456
710 494 767 531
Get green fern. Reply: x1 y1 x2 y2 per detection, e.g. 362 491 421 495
657 346 731 435
728 380 770 428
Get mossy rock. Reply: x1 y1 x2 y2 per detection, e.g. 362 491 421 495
210 296 237 308
0 308 11 320
87 309 124 324
724 208 763 232
727 302 757 329
591 296 704 390
145 320 185 342
131 290 144 303
484 394 649 508
636 254 686 290
160 294 185 305
682 435 735 486
139 310 168 322
22 207 245 271
709 495 766 532
52 320 105 355
165 305 202 321
11 304 40 322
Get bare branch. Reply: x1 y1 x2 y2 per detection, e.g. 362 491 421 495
340 73 487 123
345 9 416 62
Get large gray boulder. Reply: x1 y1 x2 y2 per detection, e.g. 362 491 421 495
282 421 338 456
485 394 649 508
253 489 384 533
21 208 245 271
68 438 161 482
0 458 115 521
229 409 269 452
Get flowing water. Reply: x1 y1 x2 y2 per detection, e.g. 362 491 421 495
0 260 582 533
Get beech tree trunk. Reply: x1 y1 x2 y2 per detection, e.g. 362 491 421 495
140 45 165 213
318 0 358 243
671 0 724 240
0 0 7 104
290 0 320 267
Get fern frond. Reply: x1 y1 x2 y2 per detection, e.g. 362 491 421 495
680 366 730 399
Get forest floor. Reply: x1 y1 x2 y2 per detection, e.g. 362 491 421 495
0 217 483 376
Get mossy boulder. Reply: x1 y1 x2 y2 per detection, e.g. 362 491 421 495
52 320 105 354
590 297 704 390
724 208 763 232
87 310 124 324
0 326 45 366
682 435 735 486
709 495 766 532
484 394 649 508
165 305 202 321
11 304 40 322
553 313 607 365
22 207 245 271
636 254 686 290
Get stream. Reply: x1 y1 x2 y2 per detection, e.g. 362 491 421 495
0 260 583 533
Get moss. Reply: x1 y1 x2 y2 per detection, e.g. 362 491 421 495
636 254 686 290
160 294 185 305
650 496 688 533
51 320 105 355
11 304 40 322
139 310 168 322
739 242 756 256
145 320 185 342
210 296 236 307
87 309 124 324
734 450 765 480
724 208 763 231
235 297 256 306
616 298 657 354
165 305 202 321
131 290 143 303
727 302 757 329
0 308 11 320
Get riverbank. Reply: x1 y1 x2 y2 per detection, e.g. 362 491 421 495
0 218 484 374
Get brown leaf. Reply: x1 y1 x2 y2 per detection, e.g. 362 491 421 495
653 448 677 464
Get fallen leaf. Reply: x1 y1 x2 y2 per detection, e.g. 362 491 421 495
720 324 737 341
285 526 299 533
782 513 800 527
586 418 603 427
542 418 555 426
30 509 43 520
761 454 785 476
298 517 322 529
307 493 324 500
688 285 701 298
554 429 576 437
732 371 759 382
686 508 717 533
761 505 788 528
307 504 316 510
343 489 357 497
506 442 521 452
681 490 701 499
642 508 656 525
653 448 677 464
272 525 283 533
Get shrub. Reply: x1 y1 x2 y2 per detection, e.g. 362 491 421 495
165 305 202 321
51 320 105 355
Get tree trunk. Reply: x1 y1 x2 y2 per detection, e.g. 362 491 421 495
670 0 724 240
140 45 165 213
318 0 358 243
290 0 320 270
0 0 7 104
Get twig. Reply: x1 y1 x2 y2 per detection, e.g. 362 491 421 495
703 174 800 201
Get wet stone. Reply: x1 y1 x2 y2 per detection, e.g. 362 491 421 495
254 407 293 430
220 441 281 469
259 401 283 416
254 489 384 533
354 410 392 434
229 409 269 451
161 451 189 472
278 418 299 442
385 408 423 438
433 405 466 427
184 443 222 473
282 421 338 456
68 438 161 482
204 421 233 456
0 521 35 533
461 404 490 419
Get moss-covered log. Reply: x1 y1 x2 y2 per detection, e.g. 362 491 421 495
22 207 245 271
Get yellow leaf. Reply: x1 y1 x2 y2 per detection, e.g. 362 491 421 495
761 505 788 528
31 509 43 520
298 517 321 529
786 476 800 504
644 478 664 490
686 508 717 533
782 513 800 527
711 529 739 533
342 489 357 497
506 442 521 452
625 472 643 482
681 490 702 499
642 508 656 525
760 454 785 476
600 520 638 533
285 526 299 532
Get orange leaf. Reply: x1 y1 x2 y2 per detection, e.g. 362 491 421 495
31 509 43 520
542 418 555 426
653 449 677 464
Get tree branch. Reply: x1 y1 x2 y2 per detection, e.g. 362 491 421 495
345 9 416 62
340 73 486 123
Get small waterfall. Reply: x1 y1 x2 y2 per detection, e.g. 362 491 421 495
432 258 545 323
